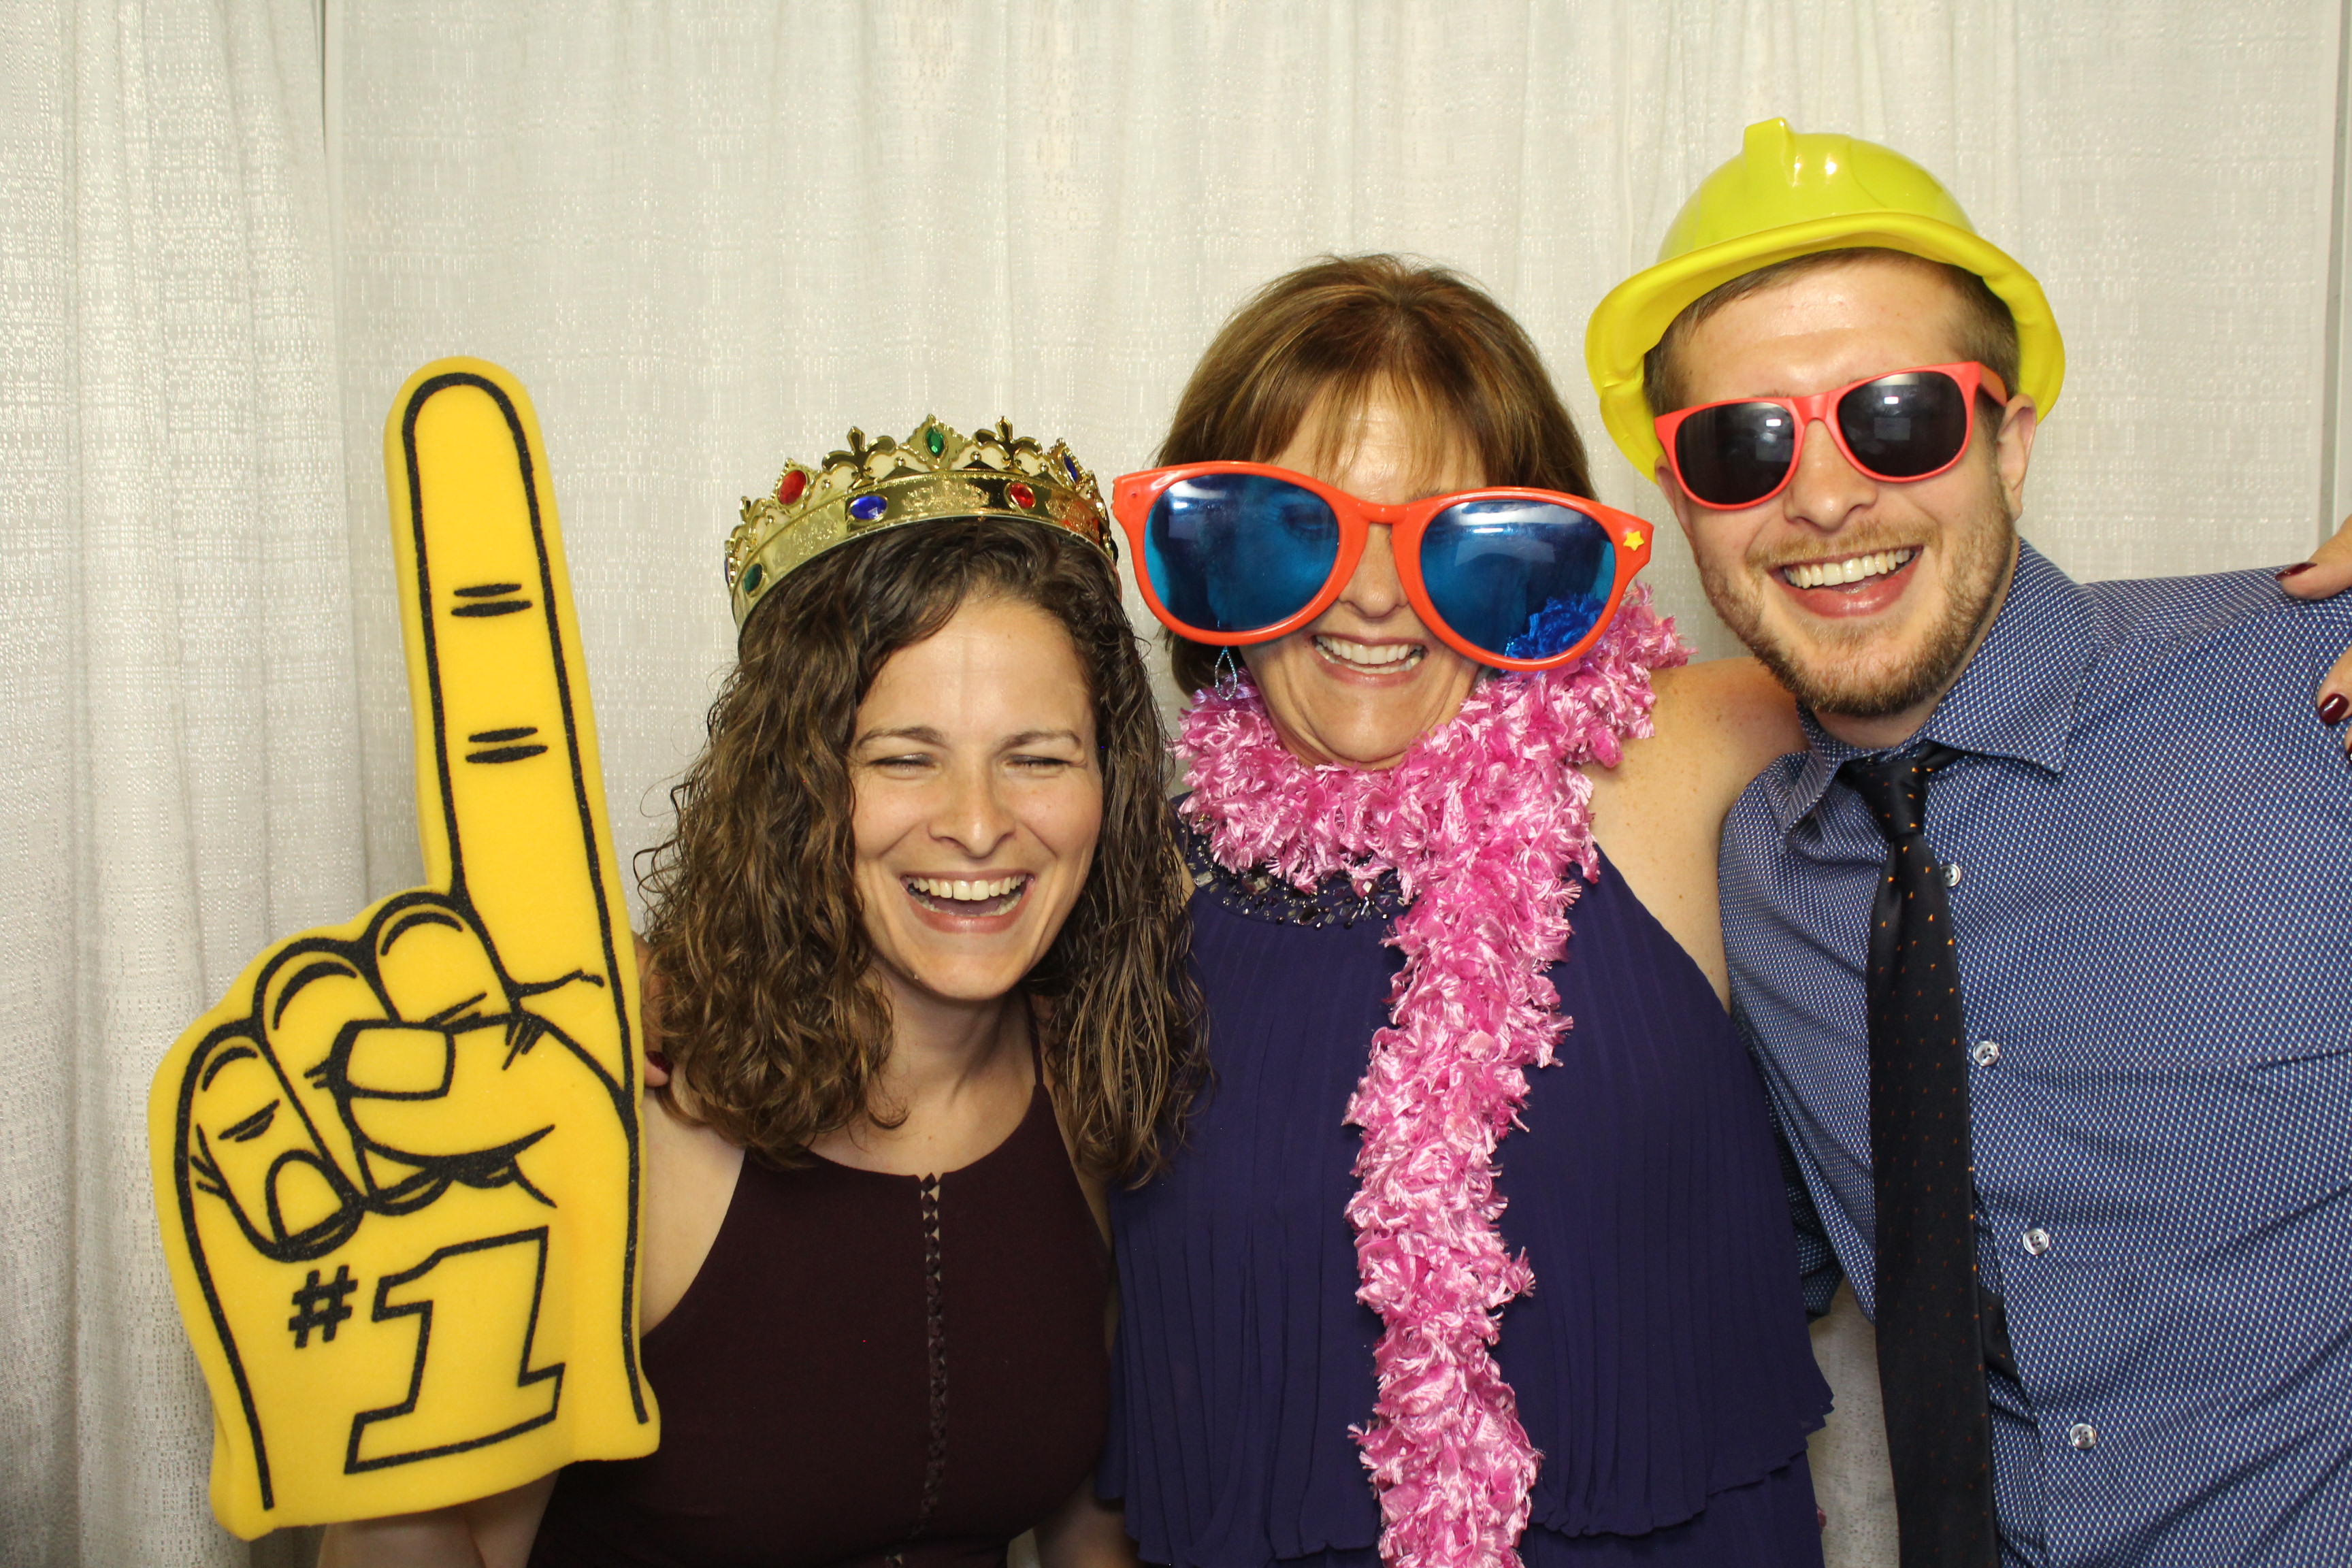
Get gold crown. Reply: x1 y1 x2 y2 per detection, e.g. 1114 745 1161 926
726 416 1114 628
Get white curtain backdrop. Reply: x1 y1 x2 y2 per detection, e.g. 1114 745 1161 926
4 1 2347 1563
0 0 356 1564
330 0 2349 902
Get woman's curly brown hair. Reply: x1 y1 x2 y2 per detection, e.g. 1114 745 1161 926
638 515 1202 1182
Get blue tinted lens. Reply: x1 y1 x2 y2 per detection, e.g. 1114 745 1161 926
1143 474 1340 635
1420 500 1615 662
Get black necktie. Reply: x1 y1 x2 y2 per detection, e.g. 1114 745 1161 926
1840 743 1999 1567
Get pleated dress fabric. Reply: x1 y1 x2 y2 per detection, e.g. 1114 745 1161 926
1103 840 1833 1567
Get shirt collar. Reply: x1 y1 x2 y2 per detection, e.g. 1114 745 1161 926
1771 540 2101 831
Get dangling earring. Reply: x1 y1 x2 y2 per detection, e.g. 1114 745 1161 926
1213 648 1244 700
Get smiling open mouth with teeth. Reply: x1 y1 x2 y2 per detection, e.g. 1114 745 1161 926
1315 634 1424 672
904 874 1030 914
1780 547 1917 590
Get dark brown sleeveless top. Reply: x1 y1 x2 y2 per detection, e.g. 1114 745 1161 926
530 1081 1109 1568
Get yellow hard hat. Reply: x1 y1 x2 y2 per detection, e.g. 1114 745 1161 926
1585 118 2063 478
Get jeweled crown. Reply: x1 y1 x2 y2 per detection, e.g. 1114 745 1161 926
725 416 1113 629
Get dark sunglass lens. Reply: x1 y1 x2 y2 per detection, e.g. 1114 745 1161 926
1143 473 1339 635
1420 500 1616 662
1674 403 1797 506
1837 371 1968 478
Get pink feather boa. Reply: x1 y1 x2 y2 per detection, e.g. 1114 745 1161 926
1175 591 1686 1568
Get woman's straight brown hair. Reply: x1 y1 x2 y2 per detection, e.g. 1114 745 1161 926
638 516 1203 1182
1156 255 1595 695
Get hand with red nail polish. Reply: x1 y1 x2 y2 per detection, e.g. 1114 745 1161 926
2282 517 2352 721
2279 513 2352 602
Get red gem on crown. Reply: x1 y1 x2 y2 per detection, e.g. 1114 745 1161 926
776 470 807 506
1009 481 1036 509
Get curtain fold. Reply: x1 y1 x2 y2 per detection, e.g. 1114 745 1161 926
1 0 357 1563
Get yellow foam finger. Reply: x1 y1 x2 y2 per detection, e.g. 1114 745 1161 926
389 366 636 1057
151 360 655 1538
342 1019 585 1163
184 1028 356 1259
257 944 384 1186
368 892 508 1027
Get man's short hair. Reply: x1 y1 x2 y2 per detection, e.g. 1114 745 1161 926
1642 248 2021 419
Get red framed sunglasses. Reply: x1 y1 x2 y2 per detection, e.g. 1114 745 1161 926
1654 361 2012 510
1109 461 1653 672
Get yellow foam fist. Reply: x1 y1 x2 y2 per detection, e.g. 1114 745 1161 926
149 360 657 1537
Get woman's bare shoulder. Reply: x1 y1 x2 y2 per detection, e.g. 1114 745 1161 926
1589 656 1801 857
1612 657 1801 798
639 1090 744 1333
1582 659 1802 1004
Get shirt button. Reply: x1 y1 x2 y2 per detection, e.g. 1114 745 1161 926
2068 1422 2097 1450
2022 1227 2052 1256
1942 862 1963 887
1971 1039 2002 1067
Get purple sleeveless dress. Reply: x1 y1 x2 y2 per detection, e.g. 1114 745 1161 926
1102 830 1830 1567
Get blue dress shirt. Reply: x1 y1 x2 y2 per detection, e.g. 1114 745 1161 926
1722 542 2352 1567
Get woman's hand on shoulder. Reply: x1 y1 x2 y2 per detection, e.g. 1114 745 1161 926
2278 513 2352 744
316 1475 555 1568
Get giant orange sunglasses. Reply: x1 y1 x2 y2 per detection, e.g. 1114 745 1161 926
1655 361 2011 509
1110 462 1653 672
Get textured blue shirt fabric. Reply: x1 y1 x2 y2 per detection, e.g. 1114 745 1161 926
1722 542 2352 1567
1106 833 1830 1567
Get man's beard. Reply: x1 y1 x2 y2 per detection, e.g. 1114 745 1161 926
1697 497 2016 722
